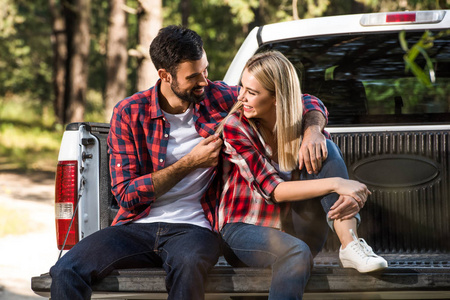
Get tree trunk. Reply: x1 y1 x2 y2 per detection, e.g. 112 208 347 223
136 0 161 91
49 0 67 125
293 0 299 20
105 0 128 122
64 0 91 123
180 0 190 27
350 0 366 13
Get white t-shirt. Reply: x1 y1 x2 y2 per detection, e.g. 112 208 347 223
134 105 214 229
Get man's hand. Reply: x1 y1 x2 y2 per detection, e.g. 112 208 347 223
299 125 328 174
186 133 223 168
327 195 361 220
152 134 222 198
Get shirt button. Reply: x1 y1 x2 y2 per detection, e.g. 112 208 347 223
164 134 168 138
159 159 163 163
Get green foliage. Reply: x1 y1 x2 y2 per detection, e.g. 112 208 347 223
0 92 105 172
0 0 53 102
365 76 450 115
0 0 449 129
210 0 259 25
162 0 247 80
0 0 20 38
85 90 106 122
400 30 450 88
0 94 62 172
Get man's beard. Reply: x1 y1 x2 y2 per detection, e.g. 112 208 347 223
171 80 205 104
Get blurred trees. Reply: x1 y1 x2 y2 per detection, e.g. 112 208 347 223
134 0 161 91
0 0 448 124
64 0 91 123
48 0 91 124
49 0 67 124
0 0 52 106
105 0 128 121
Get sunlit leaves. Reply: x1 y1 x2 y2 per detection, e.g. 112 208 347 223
400 30 450 88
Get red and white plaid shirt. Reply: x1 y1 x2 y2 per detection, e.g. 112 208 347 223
219 108 312 231
108 80 238 227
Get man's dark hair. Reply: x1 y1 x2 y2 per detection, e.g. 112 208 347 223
150 25 204 76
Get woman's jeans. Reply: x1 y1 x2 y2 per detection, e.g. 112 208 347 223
288 139 360 257
221 222 313 300
220 140 359 299
50 222 221 300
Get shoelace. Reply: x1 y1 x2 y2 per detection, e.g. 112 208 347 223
349 229 378 257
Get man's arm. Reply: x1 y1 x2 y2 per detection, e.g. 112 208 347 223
108 102 222 211
301 94 329 174
301 96 364 220
152 134 222 198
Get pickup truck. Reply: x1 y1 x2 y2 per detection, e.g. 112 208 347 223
32 10 450 299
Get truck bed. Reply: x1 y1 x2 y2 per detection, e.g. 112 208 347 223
31 252 450 299
32 121 450 299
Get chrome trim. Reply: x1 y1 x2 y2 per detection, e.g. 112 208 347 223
326 124 450 133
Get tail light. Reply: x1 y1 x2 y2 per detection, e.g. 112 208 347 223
361 11 446 26
55 160 79 250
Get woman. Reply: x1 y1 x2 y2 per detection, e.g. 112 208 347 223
216 51 387 299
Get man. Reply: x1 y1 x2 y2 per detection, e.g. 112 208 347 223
49 25 335 300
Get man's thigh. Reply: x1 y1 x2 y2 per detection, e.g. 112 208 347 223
52 223 164 279
157 223 221 271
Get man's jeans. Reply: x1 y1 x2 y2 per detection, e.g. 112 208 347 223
288 139 360 257
50 222 221 300
221 222 313 300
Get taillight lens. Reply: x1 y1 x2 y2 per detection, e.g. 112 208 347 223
360 11 446 26
55 160 79 250
386 12 416 23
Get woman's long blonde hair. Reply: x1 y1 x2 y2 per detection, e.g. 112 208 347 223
217 51 303 171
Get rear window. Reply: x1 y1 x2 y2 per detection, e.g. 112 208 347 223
258 31 450 126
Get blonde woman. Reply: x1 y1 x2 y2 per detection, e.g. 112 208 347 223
217 51 387 299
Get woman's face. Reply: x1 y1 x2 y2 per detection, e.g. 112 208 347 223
238 68 276 125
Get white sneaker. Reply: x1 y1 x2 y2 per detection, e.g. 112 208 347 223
339 229 388 273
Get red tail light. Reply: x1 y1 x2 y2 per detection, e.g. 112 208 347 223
55 161 79 250
386 12 416 23
361 11 446 26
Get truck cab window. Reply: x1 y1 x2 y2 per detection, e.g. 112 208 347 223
259 31 450 126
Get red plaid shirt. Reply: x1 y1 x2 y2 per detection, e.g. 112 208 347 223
219 112 287 230
219 98 329 231
108 79 328 230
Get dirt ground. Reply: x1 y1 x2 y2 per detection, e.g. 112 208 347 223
0 172 58 300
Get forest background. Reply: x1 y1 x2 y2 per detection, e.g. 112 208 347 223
0 0 449 174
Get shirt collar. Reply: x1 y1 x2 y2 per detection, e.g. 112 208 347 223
149 79 165 120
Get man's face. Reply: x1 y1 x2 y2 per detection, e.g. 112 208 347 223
170 52 209 104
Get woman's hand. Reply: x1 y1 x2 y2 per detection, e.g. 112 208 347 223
328 195 360 220
334 178 370 208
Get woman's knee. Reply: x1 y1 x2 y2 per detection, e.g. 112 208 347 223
320 140 348 178
325 140 344 163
